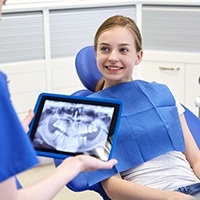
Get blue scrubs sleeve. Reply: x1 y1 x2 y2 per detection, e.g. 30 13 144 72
0 71 38 183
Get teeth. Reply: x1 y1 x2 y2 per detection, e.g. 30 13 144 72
82 125 88 134
107 66 121 70
53 120 99 135
73 123 98 134
48 123 101 152
82 136 87 146
53 120 66 133
88 124 98 133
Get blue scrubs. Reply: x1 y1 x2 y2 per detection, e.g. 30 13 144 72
0 71 38 183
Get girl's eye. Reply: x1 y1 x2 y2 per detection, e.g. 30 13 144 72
100 47 109 52
120 48 128 53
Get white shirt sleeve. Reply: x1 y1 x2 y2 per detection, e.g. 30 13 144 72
167 86 185 115
173 96 185 115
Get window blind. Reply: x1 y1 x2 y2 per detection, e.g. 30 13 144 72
142 5 200 52
0 11 44 63
49 6 136 58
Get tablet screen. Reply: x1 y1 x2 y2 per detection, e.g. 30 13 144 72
29 93 122 161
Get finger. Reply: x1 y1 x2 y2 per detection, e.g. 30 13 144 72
103 159 118 168
22 109 34 132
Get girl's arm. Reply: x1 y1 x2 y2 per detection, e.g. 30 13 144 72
102 174 194 200
180 114 200 179
101 113 200 200
0 177 18 200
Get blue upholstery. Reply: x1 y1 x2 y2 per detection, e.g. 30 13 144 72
183 105 200 148
75 45 102 92
54 46 200 200
54 158 110 200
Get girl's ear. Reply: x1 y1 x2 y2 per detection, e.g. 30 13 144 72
135 50 143 65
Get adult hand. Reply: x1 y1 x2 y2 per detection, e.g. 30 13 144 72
21 109 34 133
74 155 117 172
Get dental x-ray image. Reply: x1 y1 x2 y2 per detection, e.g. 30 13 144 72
32 100 115 160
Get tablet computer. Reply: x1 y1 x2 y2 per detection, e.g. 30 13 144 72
28 93 122 161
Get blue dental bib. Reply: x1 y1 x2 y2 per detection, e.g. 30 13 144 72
86 80 185 186
0 71 38 182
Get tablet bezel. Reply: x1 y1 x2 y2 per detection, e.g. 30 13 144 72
28 93 122 160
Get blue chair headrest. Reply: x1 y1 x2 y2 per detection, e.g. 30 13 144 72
75 46 103 92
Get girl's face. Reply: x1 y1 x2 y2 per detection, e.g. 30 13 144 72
96 26 143 89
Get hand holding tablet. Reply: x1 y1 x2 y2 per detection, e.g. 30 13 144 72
28 93 122 161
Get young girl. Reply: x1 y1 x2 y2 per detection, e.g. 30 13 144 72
90 15 200 199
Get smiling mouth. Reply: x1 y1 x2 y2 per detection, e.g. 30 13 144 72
106 66 123 70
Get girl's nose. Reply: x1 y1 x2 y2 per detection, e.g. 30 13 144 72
108 50 119 63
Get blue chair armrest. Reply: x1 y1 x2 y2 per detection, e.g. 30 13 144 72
54 159 111 200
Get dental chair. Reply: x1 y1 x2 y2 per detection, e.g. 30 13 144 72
54 45 200 200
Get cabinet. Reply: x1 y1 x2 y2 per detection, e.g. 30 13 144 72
1 61 47 118
185 63 200 115
139 4 200 115
138 57 200 115
138 61 185 103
